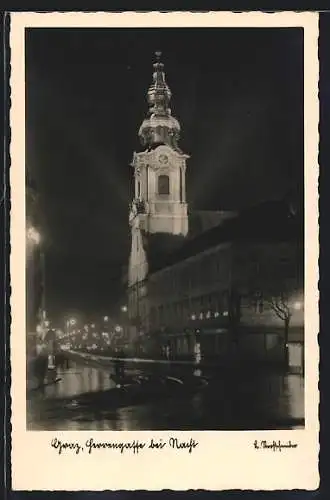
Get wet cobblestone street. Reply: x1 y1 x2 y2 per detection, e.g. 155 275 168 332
27 357 304 430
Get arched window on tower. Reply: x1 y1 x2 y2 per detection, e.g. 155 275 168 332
158 174 170 195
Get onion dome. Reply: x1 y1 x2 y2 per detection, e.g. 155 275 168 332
139 51 181 151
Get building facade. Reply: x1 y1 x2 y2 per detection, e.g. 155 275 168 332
136 202 304 366
127 53 304 369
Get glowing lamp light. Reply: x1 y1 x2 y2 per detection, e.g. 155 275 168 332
121 305 128 313
191 314 196 321
104 316 109 322
27 226 41 245
222 311 229 317
293 301 303 311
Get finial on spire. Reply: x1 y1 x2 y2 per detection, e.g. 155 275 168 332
138 52 181 150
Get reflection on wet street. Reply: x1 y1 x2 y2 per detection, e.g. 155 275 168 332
27 358 304 431
43 364 116 399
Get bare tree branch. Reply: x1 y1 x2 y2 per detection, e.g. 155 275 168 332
259 293 292 322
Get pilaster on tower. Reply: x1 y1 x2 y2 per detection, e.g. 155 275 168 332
129 51 189 237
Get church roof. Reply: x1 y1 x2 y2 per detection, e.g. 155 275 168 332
188 209 237 239
140 210 236 275
145 199 303 275
141 231 186 274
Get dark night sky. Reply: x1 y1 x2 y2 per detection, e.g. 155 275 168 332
25 27 304 322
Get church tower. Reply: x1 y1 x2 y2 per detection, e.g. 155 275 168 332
128 52 189 285
127 52 189 337
129 51 189 233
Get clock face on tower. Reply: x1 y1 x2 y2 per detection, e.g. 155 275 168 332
158 154 169 165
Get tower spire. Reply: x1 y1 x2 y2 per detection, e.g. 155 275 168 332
147 50 172 115
138 52 181 151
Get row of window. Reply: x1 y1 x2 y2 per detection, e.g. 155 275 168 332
149 291 231 326
150 252 298 299
146 292 280 328
150 252 231 296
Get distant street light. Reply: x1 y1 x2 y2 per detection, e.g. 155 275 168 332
27 226 41 246
121 305 128 313
103 316 109 322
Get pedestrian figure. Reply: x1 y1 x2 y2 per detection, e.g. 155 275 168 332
114 349 125 379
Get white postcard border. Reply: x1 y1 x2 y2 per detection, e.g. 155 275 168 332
10 11 319 491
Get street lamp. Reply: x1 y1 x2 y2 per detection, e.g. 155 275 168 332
27 226 41 246
26 224 48 340
121 305 128 313
103 316 109 322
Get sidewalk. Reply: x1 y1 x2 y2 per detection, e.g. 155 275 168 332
66 349 302 378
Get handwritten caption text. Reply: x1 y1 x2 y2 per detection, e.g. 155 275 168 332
50 437 198 455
